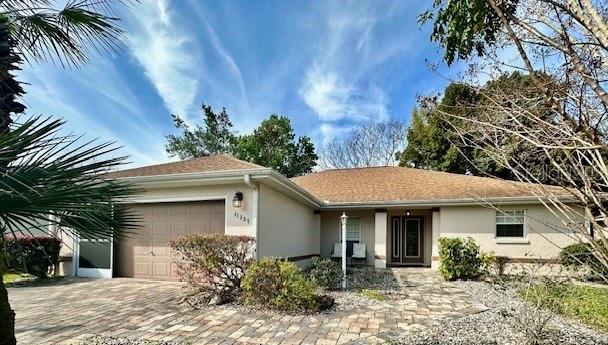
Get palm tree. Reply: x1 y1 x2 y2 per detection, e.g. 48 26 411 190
0 1 134 344
0 117 140 344
0 0 126 132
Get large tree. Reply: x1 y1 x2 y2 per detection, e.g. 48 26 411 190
421 0 608 275
319 120 407 169
399 72 559 184
233 115 317 177
165 109 318 178
166 104 236 159
0 1 134 344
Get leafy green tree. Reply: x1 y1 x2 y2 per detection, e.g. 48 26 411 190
399 72 558 183
0 118 140 345
399 83 477 174
234 115 317 177
166 104 236 159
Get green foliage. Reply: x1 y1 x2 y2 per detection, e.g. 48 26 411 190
233 114 317 177
480 251 509 276
165 105 236 159
309 257 342 290
360 289 387 301
0 117 140 240
419 0 519 65
165 110 317 177
522 283 608 332
1 1 126 67
241 258 319 312
399 72 558 184
169 234 255 303
560 242 608 279
438 237 482 281
4 236 60 278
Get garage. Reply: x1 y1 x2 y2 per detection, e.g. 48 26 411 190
114 200 225 280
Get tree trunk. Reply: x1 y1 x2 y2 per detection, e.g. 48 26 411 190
0 243 16 345
0 17 26 134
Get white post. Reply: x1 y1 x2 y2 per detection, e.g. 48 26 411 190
340 212 348 289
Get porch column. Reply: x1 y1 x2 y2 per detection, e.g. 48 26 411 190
374 209 387 268
431 208 441 270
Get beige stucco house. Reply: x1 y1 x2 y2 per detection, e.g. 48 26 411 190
61 155 582 280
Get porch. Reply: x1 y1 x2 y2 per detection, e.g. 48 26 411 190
319 208 441 268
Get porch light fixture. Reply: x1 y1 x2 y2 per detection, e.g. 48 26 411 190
405 210 411 216
232 191 243 208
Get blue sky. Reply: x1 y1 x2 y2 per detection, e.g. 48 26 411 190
19 0 462 168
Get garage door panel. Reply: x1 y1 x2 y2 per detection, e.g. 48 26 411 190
117 200 225 280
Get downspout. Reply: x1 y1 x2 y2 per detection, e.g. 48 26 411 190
244 174 259 258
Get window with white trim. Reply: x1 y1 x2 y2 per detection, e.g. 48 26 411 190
338 217 361 242
495 210 525 238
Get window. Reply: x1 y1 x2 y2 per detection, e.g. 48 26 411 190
338 217 361 242
496 210 525 238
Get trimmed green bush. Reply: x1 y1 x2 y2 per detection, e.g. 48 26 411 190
559 241 607 279
438 237 482 281
5 236 61 278
309 257 341 290
169 234 255 303
241 258 320 312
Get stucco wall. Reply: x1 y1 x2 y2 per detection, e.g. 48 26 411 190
439 204 581 259
132 183 255 237
257 183 319 264
320 210 375 266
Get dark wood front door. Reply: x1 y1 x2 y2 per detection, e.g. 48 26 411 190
390 216 423 265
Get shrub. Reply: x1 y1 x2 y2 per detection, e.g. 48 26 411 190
5 236 61 278
559 241 608 279
480 251 509 276
438 237 482 281
309 257 341 290
169 234 255 304
241 257 320 312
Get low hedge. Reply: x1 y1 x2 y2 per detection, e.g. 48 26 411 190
4 236 61 278
559 241 607 279
308 257 341 290
241 258 333 312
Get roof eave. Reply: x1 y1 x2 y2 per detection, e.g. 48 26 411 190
320 195 578 209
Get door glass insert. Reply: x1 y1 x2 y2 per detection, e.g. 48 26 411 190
405 219 420 257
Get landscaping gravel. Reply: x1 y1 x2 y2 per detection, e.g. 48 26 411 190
391 280 608 345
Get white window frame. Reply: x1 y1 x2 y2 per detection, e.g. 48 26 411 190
338 216 361 242
495 209 527 240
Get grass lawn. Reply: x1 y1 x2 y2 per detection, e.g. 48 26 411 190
522 283 608 332
2 272 35 284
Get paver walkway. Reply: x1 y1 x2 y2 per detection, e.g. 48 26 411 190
9 268 486 345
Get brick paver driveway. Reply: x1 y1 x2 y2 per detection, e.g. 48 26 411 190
9 269 486 345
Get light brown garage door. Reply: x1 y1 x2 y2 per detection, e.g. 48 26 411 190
115 200 225 280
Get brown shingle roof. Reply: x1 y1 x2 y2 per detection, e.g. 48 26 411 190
106 155 265 178
291 166 560 203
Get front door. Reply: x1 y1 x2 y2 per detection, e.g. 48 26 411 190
390 216 423 265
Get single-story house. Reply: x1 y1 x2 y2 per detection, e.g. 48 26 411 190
60 155 582 279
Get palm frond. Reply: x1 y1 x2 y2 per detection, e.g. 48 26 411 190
2 0 129 67
0 116 141 239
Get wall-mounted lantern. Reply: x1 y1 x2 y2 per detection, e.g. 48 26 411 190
232 191 243 208
405 210 411 216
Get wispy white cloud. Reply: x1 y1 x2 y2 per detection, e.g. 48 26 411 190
300 65 388 123
124 0 199 117
299 2 409 143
